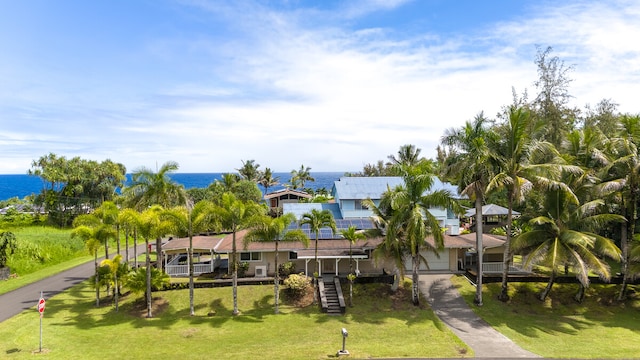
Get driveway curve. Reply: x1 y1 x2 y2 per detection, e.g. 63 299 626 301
419 274 540 358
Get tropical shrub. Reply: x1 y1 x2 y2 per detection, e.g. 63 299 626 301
0 231 17 268
283 273 310 299
237 261 249 277
278 261 296 277
125 267 170 294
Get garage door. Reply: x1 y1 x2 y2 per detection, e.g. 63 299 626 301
404 249 450 271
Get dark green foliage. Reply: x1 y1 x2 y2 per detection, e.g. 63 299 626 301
0 232 17 268
125 266 170 294
278 261 296 277
28 153 126 227
237 261 249 277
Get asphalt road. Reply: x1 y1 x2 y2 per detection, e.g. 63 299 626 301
0 245 147 323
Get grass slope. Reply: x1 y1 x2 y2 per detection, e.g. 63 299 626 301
0 282 469 359
452 275 640 358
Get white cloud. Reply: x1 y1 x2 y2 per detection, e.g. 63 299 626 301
1 0 640 174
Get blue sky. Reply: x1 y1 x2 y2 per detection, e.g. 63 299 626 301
1 0 639 174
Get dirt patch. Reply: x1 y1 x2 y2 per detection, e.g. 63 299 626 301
129 297 169 318
283 284 314 308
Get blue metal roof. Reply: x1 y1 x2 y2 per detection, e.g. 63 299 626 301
332 176 461 199
282 202 342 220
332 176 404 200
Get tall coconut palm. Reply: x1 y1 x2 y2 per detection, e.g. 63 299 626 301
119 206 170 318
162 201 219 316
123 161 187 272
601 115 640 300
93 201 120 259
385 164 461 305
237 159 262 182
512 187 622 302
290 164 315 190
300 208 336 304
71 222 116 307
340 225 365 306
488 106 579 301
441 112 498 306
364 195 406 292
244 213 309 314
259 167 280 195
212 193 265 315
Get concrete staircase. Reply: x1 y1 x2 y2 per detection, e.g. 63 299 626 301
319 276 345 315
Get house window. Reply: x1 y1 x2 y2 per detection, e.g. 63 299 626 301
354 199 367 210
240 252 261 261
288 252 298 260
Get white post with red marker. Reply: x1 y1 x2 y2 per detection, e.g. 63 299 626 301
37 291 45 352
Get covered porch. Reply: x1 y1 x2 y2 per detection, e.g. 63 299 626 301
161 235 225 277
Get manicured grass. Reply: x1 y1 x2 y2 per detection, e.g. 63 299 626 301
0 282 469 359
452 275 640 358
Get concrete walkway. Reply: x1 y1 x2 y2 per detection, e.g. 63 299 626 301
419 274 540 358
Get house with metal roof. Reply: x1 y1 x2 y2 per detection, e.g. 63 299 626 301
162 176 509 278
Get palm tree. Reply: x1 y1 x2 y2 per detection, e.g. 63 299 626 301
237 159 262 182
212 193 265 315
488 106 579 301
441 112 498 306
512 187 622 301
601 115 640 300
259 167 280 195
100 254 124 311
119 206 170 318
93 201 120 259
123 161 187 272
161 201 219 316
385 164 461 305
300 208 336 304
290 164 315 190
340 225 365 306
244 213 309 313
71 222 116 307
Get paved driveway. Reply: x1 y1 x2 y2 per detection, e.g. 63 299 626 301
419 274 540 358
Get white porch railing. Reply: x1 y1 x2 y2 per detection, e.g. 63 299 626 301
166 261 219 276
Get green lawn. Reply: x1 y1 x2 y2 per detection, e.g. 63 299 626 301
0 282 469 359
452 275 640 358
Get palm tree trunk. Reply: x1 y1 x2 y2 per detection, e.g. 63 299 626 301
114 271 119 312
232 230 239 316
125 228 129 265
155 237 163 271
499 195 514 302
349 242 353 307
474 194 484 306
116 224 121 256
574 283 586 303
539 271 555 301
313 235 319 305
618 215 630 301
390 267 401 292
274 241 280 314
189 233 195 316
146 238 152 318
94 252 100 307
133 229 138 269
412 253 420 306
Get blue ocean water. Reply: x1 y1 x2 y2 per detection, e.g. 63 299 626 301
0 172 346 201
